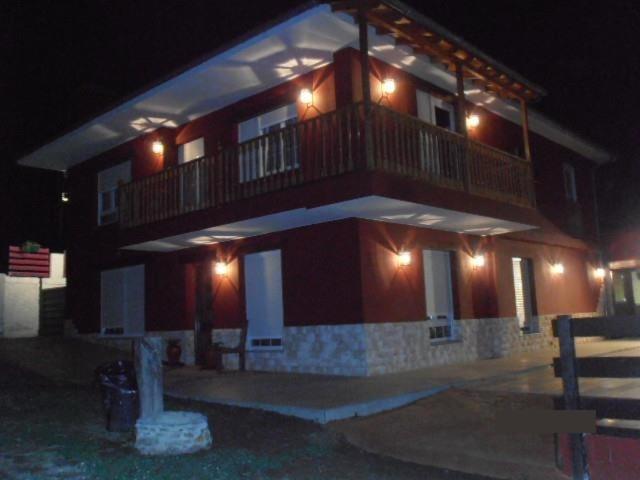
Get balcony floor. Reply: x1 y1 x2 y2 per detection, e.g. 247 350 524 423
122 195 536 252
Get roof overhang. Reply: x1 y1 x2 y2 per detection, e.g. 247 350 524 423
18 1 610 171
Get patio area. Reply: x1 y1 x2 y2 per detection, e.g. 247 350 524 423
164 339 640 423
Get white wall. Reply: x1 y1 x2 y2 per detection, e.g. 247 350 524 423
0 274 40 338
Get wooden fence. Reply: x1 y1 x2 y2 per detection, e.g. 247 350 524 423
552 315 640 479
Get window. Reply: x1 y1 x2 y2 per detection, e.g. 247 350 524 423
416 90 456 132
238 104 299 182
178 138 205 209
511 257 538 333
423 250 455 341
563 163 577 202
97 162 131 225
178 137 205 164
100 265 145 336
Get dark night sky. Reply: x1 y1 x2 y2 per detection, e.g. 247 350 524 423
1 0 639 249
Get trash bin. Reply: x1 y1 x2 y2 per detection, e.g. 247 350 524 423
95 360 139 432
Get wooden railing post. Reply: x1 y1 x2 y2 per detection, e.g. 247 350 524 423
357 4 374 171
557 315 590 480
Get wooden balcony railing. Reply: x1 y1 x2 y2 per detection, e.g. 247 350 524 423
119 102 535 228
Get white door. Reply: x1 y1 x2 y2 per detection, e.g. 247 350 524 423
100 264 145 335
244 250 284 350
423 249 454 340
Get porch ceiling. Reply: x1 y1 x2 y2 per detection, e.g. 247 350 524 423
122 195 536 252
19 3 609 171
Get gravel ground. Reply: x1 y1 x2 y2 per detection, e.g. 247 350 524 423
0 361 495 480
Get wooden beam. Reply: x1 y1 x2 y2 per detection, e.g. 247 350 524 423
553 357 640 379
520 98 532 161
552 315 640 338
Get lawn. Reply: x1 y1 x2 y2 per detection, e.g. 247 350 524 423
0 362 491 480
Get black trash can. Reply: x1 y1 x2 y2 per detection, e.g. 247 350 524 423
95 360 139 432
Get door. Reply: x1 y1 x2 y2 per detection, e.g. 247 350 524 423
511 257 537 333
612 269 640 316
100 264 145 336
423 249 455 340
244 250 284 350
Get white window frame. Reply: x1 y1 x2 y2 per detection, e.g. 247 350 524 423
178 137 206 209
423 249 456 342
97 161 131 225
238 104 299 182
563 163 578 202
416 90 456 132
511 257 538 334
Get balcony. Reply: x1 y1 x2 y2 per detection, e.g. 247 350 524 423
119 102 535 229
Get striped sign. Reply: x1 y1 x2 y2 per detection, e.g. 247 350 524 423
9 246 50 278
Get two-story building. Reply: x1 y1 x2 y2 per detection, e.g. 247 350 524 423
18 1 611 375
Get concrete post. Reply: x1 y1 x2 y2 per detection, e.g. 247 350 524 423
135 336 164 419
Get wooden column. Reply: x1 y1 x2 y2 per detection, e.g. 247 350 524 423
556 315 589 480
455 63 468 137
520 98 532 162
194 261 214 365
135 336 164 419
357 3 373 169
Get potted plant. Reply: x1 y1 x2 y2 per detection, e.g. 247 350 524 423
166 339 182 366
21 241 42 253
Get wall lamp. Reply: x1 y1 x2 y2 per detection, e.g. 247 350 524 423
151 140 164 155
471 254 485 268
466 114 481 130
381 77 396 96
214 261 229 276
61 192 69 203
594 267 606 280
551 263 565 275
397 250 412 267
299 88 313 106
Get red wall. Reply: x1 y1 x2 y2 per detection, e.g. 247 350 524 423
357 219 600 324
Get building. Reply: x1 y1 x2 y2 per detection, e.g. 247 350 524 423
18 1 611 375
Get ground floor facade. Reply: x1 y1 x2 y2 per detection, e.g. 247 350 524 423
69 218 604 376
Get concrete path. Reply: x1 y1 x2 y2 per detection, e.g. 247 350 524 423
164 339 640 423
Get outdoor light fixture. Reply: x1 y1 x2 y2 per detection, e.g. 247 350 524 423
381 78 396 96
61 192 69 203
299 88 313 106
466 114 481 129
551 263 565 275
151 140 164 154
397 250 412 267
594 267 606 280
471 254 485 268
214 262 228 276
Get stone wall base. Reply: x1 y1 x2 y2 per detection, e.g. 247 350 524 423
73 312 601 377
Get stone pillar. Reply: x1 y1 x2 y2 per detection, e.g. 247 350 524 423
135 336 164 418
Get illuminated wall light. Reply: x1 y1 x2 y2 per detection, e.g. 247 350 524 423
299 88 313 106
397 250 412 267
151 140 164 154
551 263 565 275
594 267 606 280
214 262 229 276
61 192 69 203
466 114 481 129
381 77 396 95
471 254 485 268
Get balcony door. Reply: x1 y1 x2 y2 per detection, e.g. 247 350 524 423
416 90 458 182
178 137 205 211
237 104 299 182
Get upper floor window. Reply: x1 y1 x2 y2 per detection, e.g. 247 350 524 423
237 104 299 181
416 90 456 132
97 161 131 225
563 163 577 202
178 137 205 164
